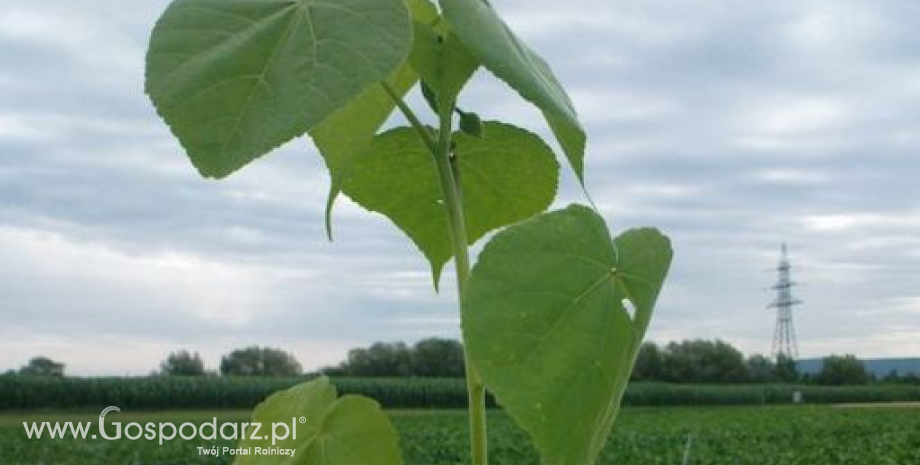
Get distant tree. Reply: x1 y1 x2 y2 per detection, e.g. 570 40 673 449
902 373 920 385
660 339 749 383
746 354 776 383
19 356 65 377
318 366 346 377
160 350 206 376
881 369 901 384
220 347 302 377
411 338 465 377
774 354 800 383
815 354 869 385
340 342 412 377
631 342 663 381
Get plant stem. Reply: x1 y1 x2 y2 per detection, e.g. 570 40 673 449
381 83 437 153
384 82 488 465
431 101 488 465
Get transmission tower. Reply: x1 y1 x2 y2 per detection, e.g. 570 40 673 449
769 243 800 360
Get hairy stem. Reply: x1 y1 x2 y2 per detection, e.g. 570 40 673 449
431 101 488 465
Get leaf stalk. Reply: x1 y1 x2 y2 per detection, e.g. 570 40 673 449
381 82 438 153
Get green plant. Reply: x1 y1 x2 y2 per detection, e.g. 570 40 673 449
143 0 673 463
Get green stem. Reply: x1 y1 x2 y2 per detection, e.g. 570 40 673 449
381 82 437 153
431 101 488 465
384 83 488 465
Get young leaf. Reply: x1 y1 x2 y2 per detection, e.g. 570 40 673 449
458 110 483 138
463 204 672 465
421 82 441 114
145 0 412 179
438 0 587 181
409 21 479 108
235 377 402 465
341 121 559 286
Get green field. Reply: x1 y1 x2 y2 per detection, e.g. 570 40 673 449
2 405 919 464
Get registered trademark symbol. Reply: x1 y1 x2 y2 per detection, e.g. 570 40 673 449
299 417 307 424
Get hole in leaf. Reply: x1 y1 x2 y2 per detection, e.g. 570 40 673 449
621 298 636 321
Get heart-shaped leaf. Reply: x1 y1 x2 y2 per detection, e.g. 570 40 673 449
341 121 559 286
438 0 586 181
463 204 672 465
235 377 402 465
146 0 412 178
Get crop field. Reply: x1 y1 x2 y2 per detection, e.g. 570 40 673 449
1 405 918 464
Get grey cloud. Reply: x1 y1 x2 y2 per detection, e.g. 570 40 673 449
0 0 917 374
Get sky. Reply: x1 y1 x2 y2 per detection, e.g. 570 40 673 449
1 0 918 375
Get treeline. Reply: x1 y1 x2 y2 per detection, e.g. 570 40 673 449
322 339 465 377
633 341 919 385
328 338 920 386
8 339 919 386
7 347 306 379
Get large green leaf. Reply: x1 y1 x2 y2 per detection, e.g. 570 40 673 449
145 0 412 178
235 377 401 465
342 121 559 286
438 0 586 180
463 204 672 465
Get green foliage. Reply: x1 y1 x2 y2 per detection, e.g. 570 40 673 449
145 0 412 178
236 377 401 465
816 354 871 385
5 407 920 465
220 347 302 377
309 63 419 238
340 342 413 378
437 0 586 180
337 339 466 378
631 343 664 381
745 354 776 383
880 370 920 385
309 0 439 238
774 353 800 383
659 340 749 384
341 122 559 284
160 350 207 377
409 20 478 108
632 341 802 384
2 376 920 411
457 110 483 138
464 205 672 465
18 357 64 377
410 338 466 378
144 0 673 462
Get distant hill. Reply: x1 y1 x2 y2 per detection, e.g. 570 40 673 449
796 357 920 377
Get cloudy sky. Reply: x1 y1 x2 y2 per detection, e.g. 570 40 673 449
1 0 917 375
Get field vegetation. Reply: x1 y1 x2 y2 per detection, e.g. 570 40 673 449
2 376 919 411
2 406 917 465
